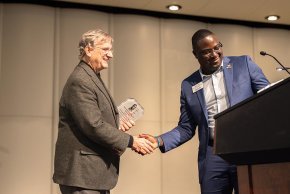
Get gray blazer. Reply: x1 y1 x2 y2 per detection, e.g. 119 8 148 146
53 61 131 190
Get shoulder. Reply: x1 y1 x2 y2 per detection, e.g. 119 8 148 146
181 70 201 91
224 55 257 69
67 62 96 84
183 70 200 83
224 55 250 62
62 64 96 96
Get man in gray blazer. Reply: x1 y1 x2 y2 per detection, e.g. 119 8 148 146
53 29 154 194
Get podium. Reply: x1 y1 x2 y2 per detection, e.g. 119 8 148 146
214 77 290 194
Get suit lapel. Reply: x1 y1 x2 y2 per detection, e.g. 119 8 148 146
190 57 233 121
190 72 208 121
222 57 233 106
79 61 119 125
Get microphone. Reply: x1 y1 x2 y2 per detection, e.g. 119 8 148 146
260 51 267 56
260 51 290 75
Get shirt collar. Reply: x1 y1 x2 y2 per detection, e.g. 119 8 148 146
199 60 224 80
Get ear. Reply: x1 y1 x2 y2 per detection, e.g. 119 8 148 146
192 50 198 59
84 46 93 57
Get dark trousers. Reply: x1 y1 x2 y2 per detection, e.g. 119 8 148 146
59 185 110 194
200 146 239 194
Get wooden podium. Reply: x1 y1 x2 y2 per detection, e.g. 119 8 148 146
214 77 290 194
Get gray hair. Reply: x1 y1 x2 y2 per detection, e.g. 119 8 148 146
78 29 113 59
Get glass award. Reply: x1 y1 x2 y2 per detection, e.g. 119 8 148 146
117 98 144 122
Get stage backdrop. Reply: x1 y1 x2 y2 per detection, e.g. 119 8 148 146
0 3 289 194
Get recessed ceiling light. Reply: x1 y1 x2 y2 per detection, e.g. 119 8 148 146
166 4 182 11
265 15 280 21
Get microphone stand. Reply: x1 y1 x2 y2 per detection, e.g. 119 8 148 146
261 51 290 75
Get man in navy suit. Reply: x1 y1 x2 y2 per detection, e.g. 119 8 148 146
140 29 269 194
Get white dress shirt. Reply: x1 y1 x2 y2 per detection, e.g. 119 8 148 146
199 62 230 140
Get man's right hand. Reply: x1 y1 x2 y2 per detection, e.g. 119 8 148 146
139 134 159 150
131 136 154 155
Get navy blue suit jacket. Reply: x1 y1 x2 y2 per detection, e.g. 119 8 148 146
160 55 269 182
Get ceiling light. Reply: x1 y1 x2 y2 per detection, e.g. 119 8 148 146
265 15 280 21
166 4 182 11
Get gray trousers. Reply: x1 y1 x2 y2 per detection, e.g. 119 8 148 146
59 185 110 194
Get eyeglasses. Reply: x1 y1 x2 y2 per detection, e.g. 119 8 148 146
96 47 113 55
199 42 223 57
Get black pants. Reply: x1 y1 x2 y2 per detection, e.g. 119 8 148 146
59 185 110 194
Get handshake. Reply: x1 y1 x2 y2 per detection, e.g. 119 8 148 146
131 134 162 155
119 120 163 155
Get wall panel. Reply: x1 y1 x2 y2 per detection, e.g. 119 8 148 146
253 28 290 82
0 117 52 194
111 14 162 194
113 121 161 194
209 24 254 57
0 4 55 194
161 19 205 122
160 19 206 194
161 122 200 194
0 3 289 194
112 14 161 121
0 4 54 116
0 3 3 77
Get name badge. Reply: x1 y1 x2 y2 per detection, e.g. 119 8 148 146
192 82 203 93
